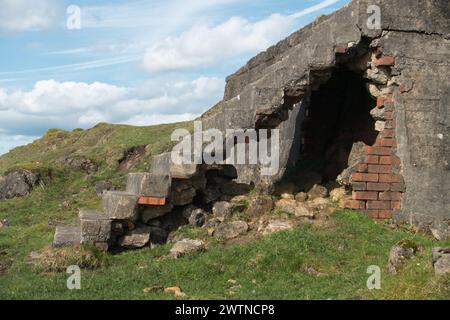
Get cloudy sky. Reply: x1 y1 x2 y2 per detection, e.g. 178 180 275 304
0 0 350 155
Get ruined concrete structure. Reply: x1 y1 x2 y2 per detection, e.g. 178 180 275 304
53 0 450 249
201 0 450 238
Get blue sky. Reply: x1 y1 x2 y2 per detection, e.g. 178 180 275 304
0 0 350 155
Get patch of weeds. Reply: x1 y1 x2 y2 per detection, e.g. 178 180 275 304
32 245 108 273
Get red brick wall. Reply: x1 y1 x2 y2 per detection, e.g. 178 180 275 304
344 93 405 219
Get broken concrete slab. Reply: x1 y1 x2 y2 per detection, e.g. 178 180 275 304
152 152 198 179
126 172 171 198
102 191 138 220
53 226 81 247
79 209 112 245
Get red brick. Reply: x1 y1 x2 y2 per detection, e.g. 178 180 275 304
376 95 393 108
379 174 403 183
379 191 402 201
379 155 401 165
365 146 392 156
380 129 394 138
380 138 396 147
384 111 394 120
344 199 365 210
385 119 396 129
367 182 390 191
364 155 379 164
367 200 391 210
351 182 366 191
353 191 378 200
357 164 368 173
352 172 378 182
391 182 406 192
368 164 392 174
138 197 166 206
391 201 401 210
378 210 393 219
375 55 395 67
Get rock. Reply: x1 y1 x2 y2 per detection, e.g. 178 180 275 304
53 226 81 247
171 187 196 206
307 184 329 199
0 170 39 200
79 209 112 245
274 182 298 196
246 195 274 216
212 201 245 222
214 221 249 240
330 187 347 203
308 197 330 211
432 247 450 276
230 195 249 204
374 120 385 132
61 156 97 173
388 239 419 274
275 199 314 218
0 219 9 228
102 191 138 220
140 202 173 223
263 220 294 235
126 173 171 198
118 226 151 248
188 208 208 227
94 180 114 197
280 193 295 200
170 239 205 258
295 192 308 202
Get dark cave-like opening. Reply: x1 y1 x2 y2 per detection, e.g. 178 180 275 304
298 66 378 185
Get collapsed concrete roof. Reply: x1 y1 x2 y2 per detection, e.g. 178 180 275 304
200 0 450 238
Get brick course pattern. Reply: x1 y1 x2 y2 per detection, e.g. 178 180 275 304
343 54 404 219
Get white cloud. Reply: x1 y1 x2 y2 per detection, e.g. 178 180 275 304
143 14 295 72
0 76 224 144
2 80 128 115
0 0 62 33
142 0 340 73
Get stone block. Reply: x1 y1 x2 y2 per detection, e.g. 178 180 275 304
79 209 112 244
102 191 138 220
126 173 171 198
53 226 81 247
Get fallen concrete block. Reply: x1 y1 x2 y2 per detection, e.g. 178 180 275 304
79 209 112 245
53 226 81 247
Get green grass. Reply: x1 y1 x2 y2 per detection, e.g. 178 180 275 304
0 121 448 299
0 210 449 300
0 121 192 175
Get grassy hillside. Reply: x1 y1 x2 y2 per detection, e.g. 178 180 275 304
0 121 448 300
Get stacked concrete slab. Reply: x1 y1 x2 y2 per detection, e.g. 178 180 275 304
53 153 198 251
